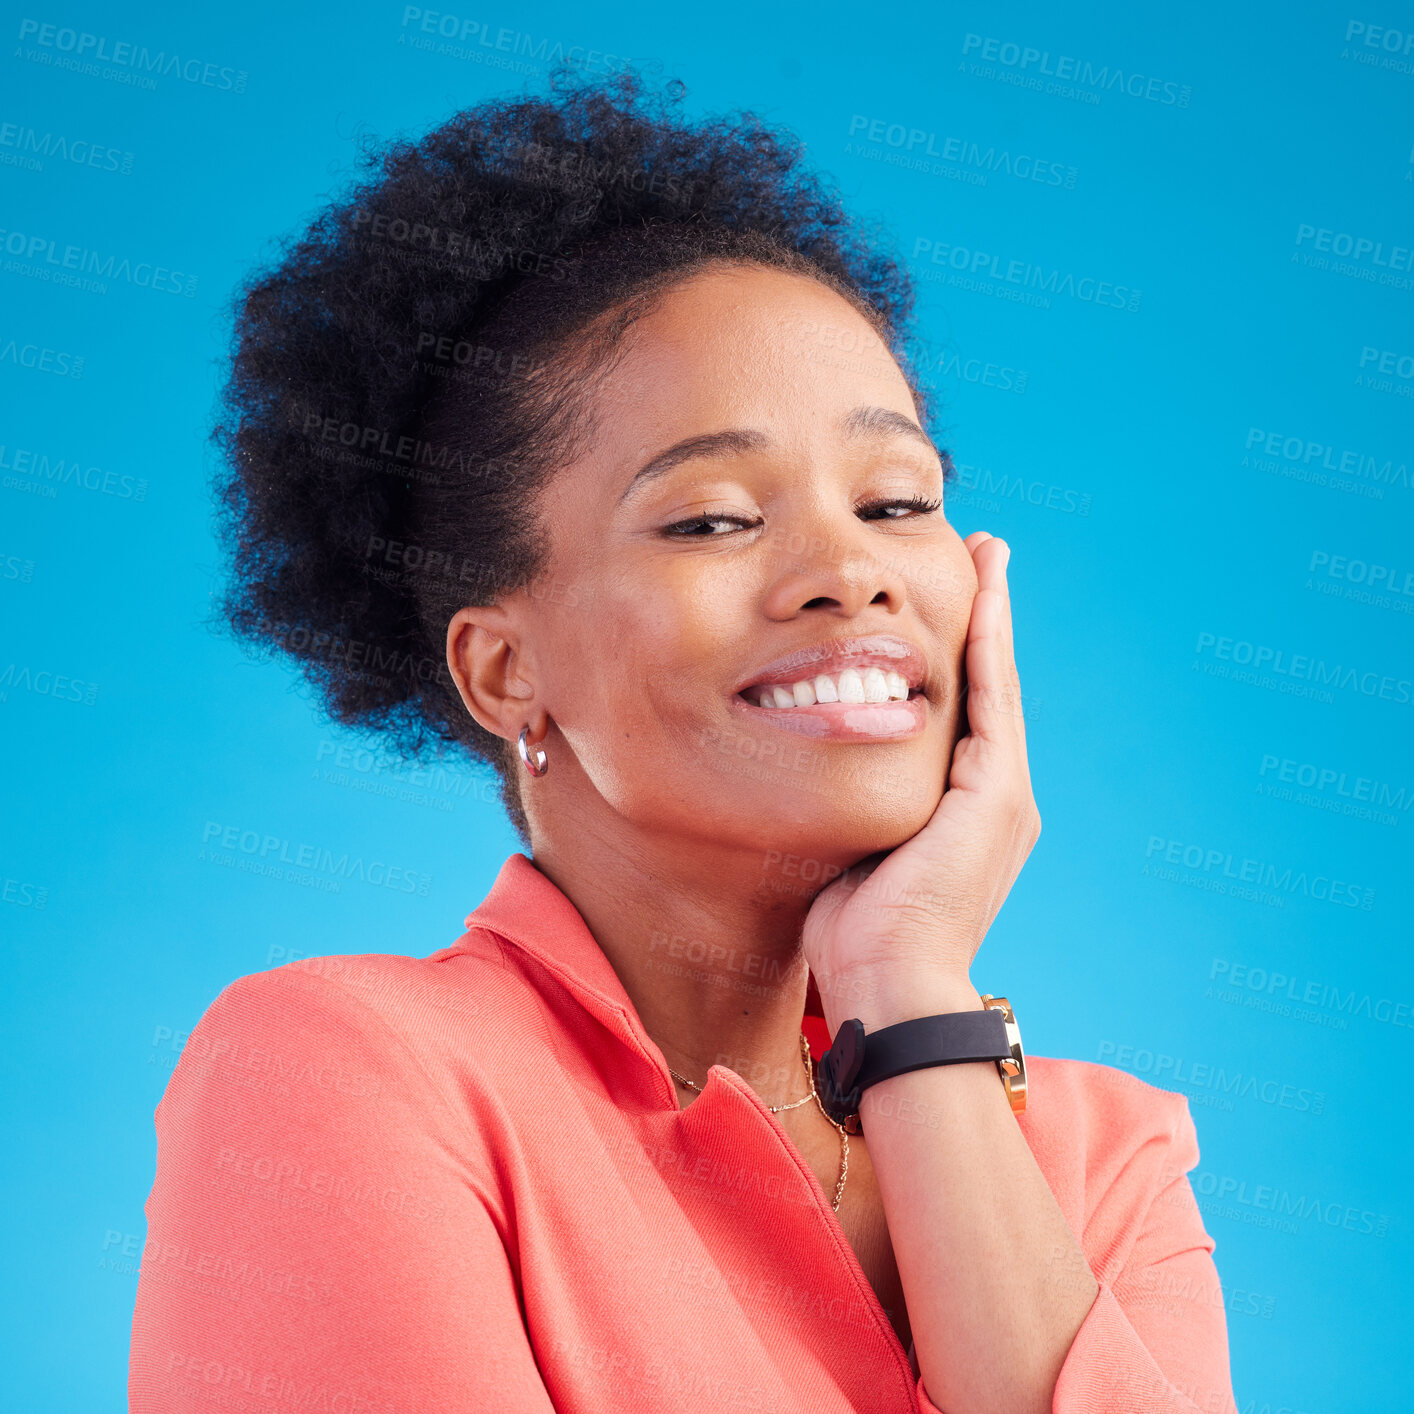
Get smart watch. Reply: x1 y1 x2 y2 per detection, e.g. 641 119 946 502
816 994 1027 1124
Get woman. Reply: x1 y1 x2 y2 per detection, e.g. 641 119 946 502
130 70 1237 1414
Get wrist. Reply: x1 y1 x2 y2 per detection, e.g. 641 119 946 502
819 972 983 1035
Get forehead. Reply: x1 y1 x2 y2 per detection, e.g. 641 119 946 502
586 264 915 442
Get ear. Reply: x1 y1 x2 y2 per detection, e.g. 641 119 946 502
446 604 546 745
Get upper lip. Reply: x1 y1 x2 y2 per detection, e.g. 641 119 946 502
734 633 928 695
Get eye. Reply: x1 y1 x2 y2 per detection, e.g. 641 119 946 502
662 513 761 537
857 495 942 521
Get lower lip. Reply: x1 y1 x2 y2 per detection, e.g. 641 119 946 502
728 691 928 740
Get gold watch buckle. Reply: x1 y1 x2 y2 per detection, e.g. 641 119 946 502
979 994 1027 1114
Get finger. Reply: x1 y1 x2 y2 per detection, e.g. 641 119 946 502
970 535 1014 669
962 585 1016 745
971 534 1009 597
965 547 1028 746
963 530 994 554
995 541 1015 668
996 585 1031 768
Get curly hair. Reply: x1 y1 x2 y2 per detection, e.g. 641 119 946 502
213 65 937 846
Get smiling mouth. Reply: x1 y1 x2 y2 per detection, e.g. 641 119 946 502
729 665 928 742
736 666 919 710
728 634 930 741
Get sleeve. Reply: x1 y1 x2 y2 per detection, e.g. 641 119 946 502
915 1096 1238 1414
128 969 556 1414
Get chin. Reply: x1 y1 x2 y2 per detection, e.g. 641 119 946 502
742 772 942 869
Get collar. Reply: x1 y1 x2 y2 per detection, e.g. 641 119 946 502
458 852 830 1065
460 852 644 1024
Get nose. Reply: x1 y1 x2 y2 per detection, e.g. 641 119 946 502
758 521 909 621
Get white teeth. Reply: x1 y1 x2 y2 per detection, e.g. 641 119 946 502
749 666 917 708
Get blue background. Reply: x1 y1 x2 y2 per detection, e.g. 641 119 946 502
3 2 1411 1410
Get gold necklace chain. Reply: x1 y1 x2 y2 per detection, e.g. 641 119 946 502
668 1031 850 1213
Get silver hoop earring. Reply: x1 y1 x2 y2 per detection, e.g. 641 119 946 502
518 725 548 777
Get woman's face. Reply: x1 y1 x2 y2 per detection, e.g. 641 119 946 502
499 263 977 862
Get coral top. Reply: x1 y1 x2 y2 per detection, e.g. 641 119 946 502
129 853 1238 1413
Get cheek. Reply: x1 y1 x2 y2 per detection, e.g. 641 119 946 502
543 584 706 741
611 558 744 679
916 543 977 646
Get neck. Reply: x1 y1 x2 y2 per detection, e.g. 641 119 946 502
529 814 834 1107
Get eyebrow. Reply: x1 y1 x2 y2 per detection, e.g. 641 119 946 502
617 406 941 504
841 405 941 461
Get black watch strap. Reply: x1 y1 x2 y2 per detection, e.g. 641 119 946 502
817 1009 1011 1125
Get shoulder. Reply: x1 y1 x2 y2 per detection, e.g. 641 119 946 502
1021 1054 1199 1167
1023 1055 1195 1147
1017 1055 1201 1238
171 933 538 1121
203 927 531 1037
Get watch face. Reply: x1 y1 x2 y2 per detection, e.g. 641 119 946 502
983 996 1026 1114
833 1018 865 1086
817 1020 866 1125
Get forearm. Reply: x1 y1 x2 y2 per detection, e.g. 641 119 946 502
851 978 1098 1414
